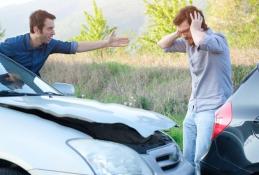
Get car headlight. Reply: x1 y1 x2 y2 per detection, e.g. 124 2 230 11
67 139 153 175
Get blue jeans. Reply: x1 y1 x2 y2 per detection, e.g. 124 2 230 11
183 108 216 175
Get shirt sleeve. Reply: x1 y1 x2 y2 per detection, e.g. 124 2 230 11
0 38 16 57
163 38 186 53
198 33 227 53
51 40 78 54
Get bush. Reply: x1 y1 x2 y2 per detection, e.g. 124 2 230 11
232 65 254 89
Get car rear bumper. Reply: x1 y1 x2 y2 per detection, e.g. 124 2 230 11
200 161 224 175
200 161 251 175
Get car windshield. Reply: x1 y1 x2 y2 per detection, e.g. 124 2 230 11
0 54 61 97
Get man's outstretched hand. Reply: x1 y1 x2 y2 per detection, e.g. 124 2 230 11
106 31 129 47
77 31 129 52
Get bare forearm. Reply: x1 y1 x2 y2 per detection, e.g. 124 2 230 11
191 29 206 46
157 31 180 49
76 40 109 53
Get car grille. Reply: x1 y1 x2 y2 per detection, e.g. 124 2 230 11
142 143 182 175
156 153 180 171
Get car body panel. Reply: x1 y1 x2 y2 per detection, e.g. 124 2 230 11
201 65 259 175
0 95 175 138
0 53 193 175
0 106 94 175
230 66 259 166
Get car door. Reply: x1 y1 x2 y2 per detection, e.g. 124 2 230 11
251 68 259 141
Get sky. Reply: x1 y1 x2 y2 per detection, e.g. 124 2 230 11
0 0 147 40
0 0 205 10
0 0 34 8
0 0 206 40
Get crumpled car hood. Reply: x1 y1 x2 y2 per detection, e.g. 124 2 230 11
0 96 176 137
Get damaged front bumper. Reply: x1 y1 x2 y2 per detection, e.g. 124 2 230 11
142 143 194 175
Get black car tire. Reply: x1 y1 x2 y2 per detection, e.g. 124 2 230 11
0 168 28 175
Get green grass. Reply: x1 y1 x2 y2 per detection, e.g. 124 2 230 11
41 51 257 146
43 60 191 115
166 114 184 149
232 65 255 89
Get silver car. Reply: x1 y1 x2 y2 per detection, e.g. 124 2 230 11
0 53 194 175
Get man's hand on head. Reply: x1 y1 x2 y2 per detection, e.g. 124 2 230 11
175 29 181 38
157 30 181 49
189 11 205 46
190 11 203 32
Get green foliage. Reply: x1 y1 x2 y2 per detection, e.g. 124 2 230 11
137 0 191 53
106 62 131 76
43 55 256 146
72 0 116 57
164 97 188 115
67 62 190 115
166 114 184 149
206 0 259 48
49 60 255 116
232 64 254 89
0 24 5 40
138 96 153 110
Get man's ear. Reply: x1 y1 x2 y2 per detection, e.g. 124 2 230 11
33 26 40 34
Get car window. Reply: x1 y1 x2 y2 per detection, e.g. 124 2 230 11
234 67 258 92
0 54 60 96
234 66 259 102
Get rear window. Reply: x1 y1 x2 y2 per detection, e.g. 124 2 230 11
235 66 259 92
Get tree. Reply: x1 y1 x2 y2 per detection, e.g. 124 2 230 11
206 0 259 48
72 0 116 57
0 24 5 40
137 0 192 53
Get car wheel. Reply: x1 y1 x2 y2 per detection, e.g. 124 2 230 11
0 168 28 175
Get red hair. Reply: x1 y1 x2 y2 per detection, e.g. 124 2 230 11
173 6 208 31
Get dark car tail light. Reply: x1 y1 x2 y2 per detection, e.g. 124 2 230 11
212 102 232 139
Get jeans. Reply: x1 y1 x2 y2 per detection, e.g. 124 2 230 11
183 108 216 175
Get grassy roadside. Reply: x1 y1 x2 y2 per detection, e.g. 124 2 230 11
41 49 258 145
167 114 184 149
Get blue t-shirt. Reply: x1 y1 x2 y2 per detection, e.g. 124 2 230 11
0 33 78 76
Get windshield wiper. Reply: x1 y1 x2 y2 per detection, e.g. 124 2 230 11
0 90 38 97
40 92 63 96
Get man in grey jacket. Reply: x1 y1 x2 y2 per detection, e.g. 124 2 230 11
157 5 232 175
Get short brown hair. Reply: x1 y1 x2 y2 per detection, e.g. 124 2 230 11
30 10 56 33
173 5 208 31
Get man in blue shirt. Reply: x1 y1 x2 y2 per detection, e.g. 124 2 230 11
0 10 129 76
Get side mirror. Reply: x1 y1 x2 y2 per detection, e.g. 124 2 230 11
52 82 75 96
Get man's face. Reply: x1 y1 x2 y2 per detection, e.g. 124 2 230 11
177 20 193 45
38 18 55 44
